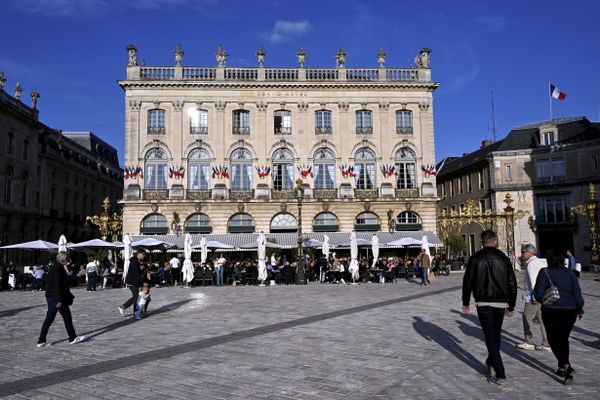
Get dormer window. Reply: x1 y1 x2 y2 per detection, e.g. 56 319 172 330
541 131 556 146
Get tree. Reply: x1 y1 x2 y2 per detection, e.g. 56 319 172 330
445 235 466 259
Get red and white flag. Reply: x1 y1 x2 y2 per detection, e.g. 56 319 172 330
550 84 567 100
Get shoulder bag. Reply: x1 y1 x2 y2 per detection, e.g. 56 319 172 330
541 268 560 305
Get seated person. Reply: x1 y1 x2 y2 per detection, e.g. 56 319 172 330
33 266 45 291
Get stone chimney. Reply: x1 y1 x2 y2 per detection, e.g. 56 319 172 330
481 139 493 149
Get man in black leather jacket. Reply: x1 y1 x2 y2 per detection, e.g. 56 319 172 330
462 230 517 387
119 248 146 317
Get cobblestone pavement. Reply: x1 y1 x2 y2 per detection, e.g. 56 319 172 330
0 272 599 400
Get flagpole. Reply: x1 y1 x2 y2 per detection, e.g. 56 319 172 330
548 82 553 120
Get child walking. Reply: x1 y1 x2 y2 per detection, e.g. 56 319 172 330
134 282 151 320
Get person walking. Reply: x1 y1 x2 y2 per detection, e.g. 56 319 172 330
169 255 180 286
533 251 584 384
119 248 145 317
462 230 517 388
215 253 226 286
516 244 551 352
37 252 85 347
565 249 579 278
85 256 99 292
417 248 431 286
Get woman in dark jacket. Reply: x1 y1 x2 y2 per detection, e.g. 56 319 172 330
534 251 584 384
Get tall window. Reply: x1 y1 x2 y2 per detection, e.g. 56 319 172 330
228 213 254 233
354 147 376 189
449 180 455 197
478 170 485 189
185 213 212 233
538 196 568 223
355 212 379 231
458 177 464 193
313 148 335 189
22 140 29 160
230 148 252 189
505 165 513 182
3 166 13 204
270 213 298 232
7 132 14 155
313 212 338 227
145 148 168 190
188 149 211 190
355 110 373 134
466 173 472 192
315 110 332 134
232 110 250 134
189 109 208 134
395 110 413 134
274 110 291 134
541 131 555 146
394 147 416 189
20 172 28 207
272 148 294 190
536 157 565 183
148 109 166 134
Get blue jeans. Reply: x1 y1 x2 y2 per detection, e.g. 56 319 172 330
215 267 224 286
38 296 77 343
87 272 97 291
420 267 429 285
476 306 507 379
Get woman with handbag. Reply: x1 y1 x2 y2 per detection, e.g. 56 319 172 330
533 251 584 384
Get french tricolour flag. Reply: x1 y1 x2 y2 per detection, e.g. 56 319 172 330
550 84 567 100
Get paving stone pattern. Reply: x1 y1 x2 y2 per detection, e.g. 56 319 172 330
0 272 599 399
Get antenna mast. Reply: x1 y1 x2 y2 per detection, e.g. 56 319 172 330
490 89 497 142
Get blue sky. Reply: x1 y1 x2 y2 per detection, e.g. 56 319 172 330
2 0 599 164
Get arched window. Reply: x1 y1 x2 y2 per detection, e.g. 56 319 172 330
355 212 380 231
228 212 255 233
312 212 339 232
147 109 166 134
315 110 332 134
313 148 335 189
270 213 298 232
395 147 416 189
230 148 252 189
272 148 294 190
395 211 422 231
189 108 208 134
232 110 250 134
141 213 168 234
188 149 211 190
145 148 168 190
274 110 292 134
185 213 212 234
355 110 373 134
354 148 376 189
396 110 413 134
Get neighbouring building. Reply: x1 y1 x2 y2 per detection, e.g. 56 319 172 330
0 72 123 265
436 117 600 265
119 45 440 244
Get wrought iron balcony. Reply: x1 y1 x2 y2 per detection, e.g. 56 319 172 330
229 189 254 201
190 126 208 134
396 126 413 134
395 188 419 198
186 189 212 200
271 189 296 200
354 189 378 199
356 127 373 135
274 127 292 135
147 126 166 135
315 127 332 135
232 127 250 135
143 190 169 200
313 189 338 199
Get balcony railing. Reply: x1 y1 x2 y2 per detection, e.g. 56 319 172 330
306 68 339 81
356 127 373 135
140 67 174 80
229 189 254 201
313 189 338 199
354 189 378 199
274 127 292 135
232 127 250 135
190 126 208 135
271 189 296 200
265 68 298 81
346 69 378 81
224 68 258 81
183 67 216 80
148 126 166 135
143 190 169 200
187 189 212 200
315 127 332 135
396 126 413 135
395 188 419 198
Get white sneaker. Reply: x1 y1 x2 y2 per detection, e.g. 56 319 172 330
535 344 552 352
36 342 51 348
69 335 85 345
516 342 535 350
118 306 124 316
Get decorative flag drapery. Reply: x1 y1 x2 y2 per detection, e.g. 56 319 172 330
256 165 271 179
380 164 397 178
124 166 143 180
550 84 567 100
340 165 356 178
421 164 437 177
297 164 314 178
211 165 229 179
169 166 185 179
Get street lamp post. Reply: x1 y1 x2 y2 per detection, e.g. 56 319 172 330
85 197 123 241
295 178 306 284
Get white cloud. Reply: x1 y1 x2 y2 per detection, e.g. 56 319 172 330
10 0 110 17
267 19 311 43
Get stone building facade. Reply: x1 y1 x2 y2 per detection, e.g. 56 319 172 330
437 117 600 265
0 73 123 264
120 46 439 237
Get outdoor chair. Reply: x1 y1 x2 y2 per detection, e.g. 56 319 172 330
279 267 293 285
383 267 397 284
244 268 257 285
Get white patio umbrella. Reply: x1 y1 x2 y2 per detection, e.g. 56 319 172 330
58 235 68 252
239 241 282 249
348 231 359 283
67 239 124 250
131 237 174 249
0 240 59 250
257 232 268 285
182 233 194 285
322 234 330 259
303 238 323 248
421 234 431 258
123 234 132 280
336 238 372 248
371 234 379 268
199 236 208 264
385 237 422 247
